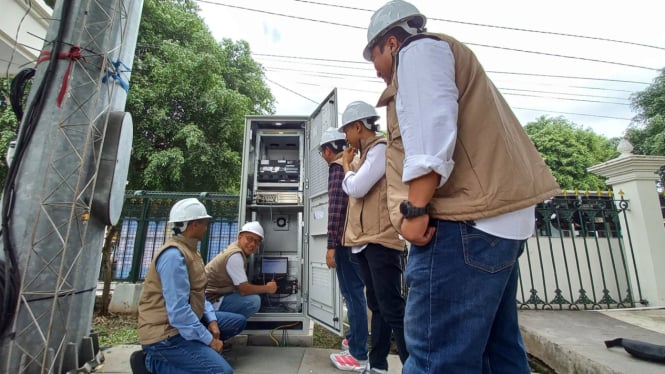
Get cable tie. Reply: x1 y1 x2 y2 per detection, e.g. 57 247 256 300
102 59 131 92
37 46 86 107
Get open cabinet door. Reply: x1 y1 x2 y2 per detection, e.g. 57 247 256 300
304 88 344 335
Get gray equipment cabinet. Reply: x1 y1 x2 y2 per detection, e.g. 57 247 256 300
238 89 344 337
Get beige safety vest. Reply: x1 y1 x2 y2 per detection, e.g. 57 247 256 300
379 32 560 231
138 236 207 345
342 135 405 250
205 242 247 300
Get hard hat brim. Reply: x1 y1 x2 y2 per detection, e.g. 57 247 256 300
363 44 373 62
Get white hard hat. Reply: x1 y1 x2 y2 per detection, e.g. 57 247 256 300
363 0 427 61
168 198 212 223
240 221 264 239
319 127 346 147
339 101 380 132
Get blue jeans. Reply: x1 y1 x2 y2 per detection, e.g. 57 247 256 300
215 311 247 340
143 334 233 374
218 291 260 319
402 220 530 374
143 313 244 373
334 245 368 361
354 244 407 370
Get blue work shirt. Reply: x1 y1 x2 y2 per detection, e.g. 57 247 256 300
156 247 217 345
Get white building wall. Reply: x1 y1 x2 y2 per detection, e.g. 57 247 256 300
1 0 51 75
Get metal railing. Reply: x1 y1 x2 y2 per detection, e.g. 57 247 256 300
106 190 646 310
107 191 240 282
517 190 645 310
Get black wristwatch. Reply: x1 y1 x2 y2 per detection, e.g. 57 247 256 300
400 200 430 218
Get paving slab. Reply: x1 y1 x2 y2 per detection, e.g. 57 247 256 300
97 309 665 373
519 309 665 374
96 344 403 374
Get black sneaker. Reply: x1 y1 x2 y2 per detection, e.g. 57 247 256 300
222 342 233 353
129 350 152 374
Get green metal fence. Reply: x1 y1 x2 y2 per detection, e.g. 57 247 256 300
108 190 645 310
517 190 645 310
108 191 240 282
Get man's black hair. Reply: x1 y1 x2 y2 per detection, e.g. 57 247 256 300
376 26 414 55
322 140 347 153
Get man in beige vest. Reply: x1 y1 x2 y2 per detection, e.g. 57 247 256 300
362 1 560 373
137 198 245 373
205 222 277 320
339 101 407 374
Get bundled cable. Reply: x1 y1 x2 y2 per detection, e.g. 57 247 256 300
9 68 36 122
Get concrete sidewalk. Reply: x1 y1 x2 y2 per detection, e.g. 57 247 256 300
96 344 403 374
519 308 665 374
96 308 665 374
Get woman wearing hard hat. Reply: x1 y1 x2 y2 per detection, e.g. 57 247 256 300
338 101 408 373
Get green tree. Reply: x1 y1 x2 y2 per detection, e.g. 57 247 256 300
127 0 274 192
525 116 618 190
626 67 665 156
0 79 20 185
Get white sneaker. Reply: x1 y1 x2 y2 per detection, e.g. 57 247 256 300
330 351 367 372
360 364 388 374
341 338 349 350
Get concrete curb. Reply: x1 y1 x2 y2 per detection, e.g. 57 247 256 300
518 310 665 374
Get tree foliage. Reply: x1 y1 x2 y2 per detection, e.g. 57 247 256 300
525 116 618 190
626 67 665 156
0 79 20 185
127 0 274 192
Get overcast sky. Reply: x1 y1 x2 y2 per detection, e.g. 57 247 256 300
197 0 665 139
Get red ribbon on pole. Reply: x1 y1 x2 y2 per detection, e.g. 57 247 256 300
37 46 85 107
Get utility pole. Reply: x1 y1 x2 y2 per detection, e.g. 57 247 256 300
0 1 143 373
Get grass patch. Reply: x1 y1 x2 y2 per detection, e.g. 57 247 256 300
313 323 344 349
92 314 139 348
92 314 344 350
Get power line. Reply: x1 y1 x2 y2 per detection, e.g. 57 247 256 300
513 107 633 121
470 42 659 71
504 92 630 106
254 53 652 85
263 66 638 96
264 76 318 103
498 88 630 102
197 1 661 71
290 80 635 121
196 0 364 29
486 71 649 86
294 0 665 51
197 1 648 127
255 53 366 65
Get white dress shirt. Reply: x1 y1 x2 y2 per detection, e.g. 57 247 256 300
342 143 386 198
396 37 534 240
342 142 387 252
